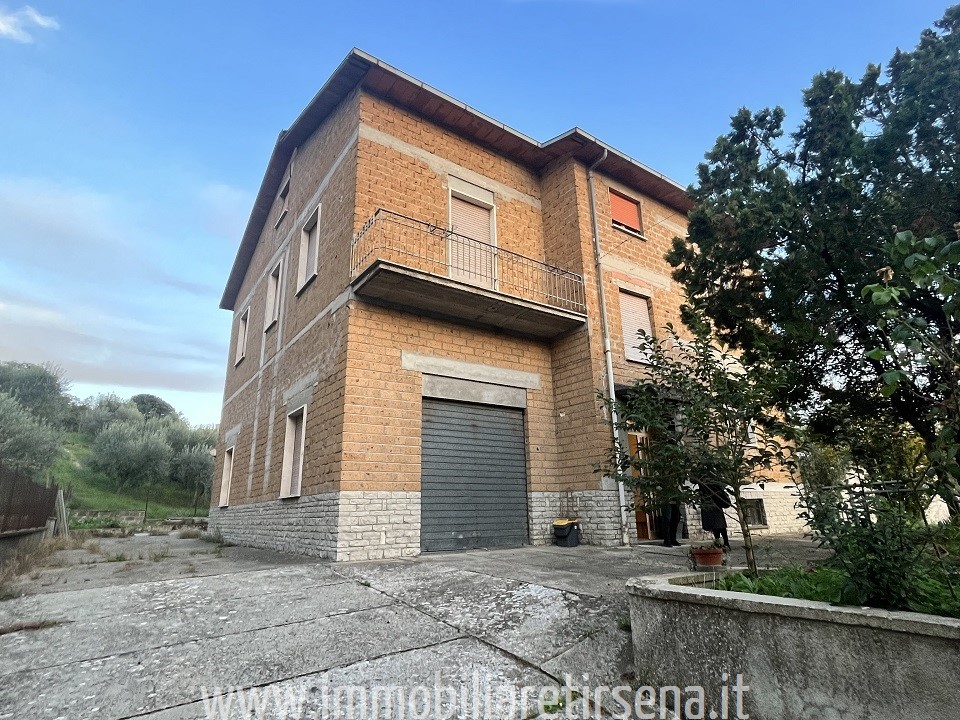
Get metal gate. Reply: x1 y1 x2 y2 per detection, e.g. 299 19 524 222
420 398 528 552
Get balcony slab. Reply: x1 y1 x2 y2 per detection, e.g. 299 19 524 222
351 260 586 339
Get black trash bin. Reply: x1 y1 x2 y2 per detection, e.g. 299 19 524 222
553 518 581 547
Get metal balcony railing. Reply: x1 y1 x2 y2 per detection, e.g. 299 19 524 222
351 209 586 314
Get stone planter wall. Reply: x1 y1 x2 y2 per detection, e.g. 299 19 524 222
627 572 960 720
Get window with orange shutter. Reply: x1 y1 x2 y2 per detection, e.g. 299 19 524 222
610 190 644 236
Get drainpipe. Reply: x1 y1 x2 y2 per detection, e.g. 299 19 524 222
586 149 630 546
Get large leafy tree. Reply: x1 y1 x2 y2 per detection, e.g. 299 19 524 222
89 420 172 491
130 393 178 420
0 361 72 427
670 6 960 510
0 391 62 476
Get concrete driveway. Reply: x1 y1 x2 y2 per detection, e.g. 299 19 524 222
0 533 825 719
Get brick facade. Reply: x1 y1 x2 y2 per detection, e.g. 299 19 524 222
210 51 804 560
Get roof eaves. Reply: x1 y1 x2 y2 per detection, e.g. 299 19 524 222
219 51 375 310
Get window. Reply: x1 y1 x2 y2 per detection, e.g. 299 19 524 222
610 190 644 237
274 178 290 228
280 405 306 498
620 291 654 363
297 205 320 291
449 194 495 289
234 308 249 365
265 260 282 330
742 498 768 528
218 446 234 507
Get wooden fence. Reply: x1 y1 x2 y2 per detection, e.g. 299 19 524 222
0 465 60 534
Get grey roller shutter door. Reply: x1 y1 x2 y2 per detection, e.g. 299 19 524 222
421 398 528 552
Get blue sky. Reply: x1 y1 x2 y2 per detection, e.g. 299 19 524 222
0 0 950 425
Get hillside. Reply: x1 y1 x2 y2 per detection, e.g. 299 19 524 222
52 434 207 520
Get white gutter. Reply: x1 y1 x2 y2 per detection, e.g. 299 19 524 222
586 150 630 546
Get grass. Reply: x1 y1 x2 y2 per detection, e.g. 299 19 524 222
715 565 849 604
0 536 88 599
53 433 207 521
715 564 960 619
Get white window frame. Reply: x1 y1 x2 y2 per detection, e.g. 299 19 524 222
297 204 321 293
234 308 249 366
265 260 283 331
280 404 307 498
218 446 235 507
274 178 290 228
619 290 654 364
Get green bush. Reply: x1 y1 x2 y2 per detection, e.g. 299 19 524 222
0 391 62 475
717 562 960 619
70 516 128 530
89 420 171 491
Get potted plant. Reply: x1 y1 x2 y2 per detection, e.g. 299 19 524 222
689 539 725 568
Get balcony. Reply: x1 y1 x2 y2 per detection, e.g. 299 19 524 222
350 210 587 339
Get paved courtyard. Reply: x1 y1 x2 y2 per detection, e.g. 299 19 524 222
0 532 827 719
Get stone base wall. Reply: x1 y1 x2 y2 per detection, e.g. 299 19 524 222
207 492 339 559
528 487 635 547
749 484 807 537
336 491 421 561
683 483 808 542
211 487 634 560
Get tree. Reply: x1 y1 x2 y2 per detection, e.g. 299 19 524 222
89 421 172 491
604 322 785 575
130 393 178 420
670 7 960 512
862 226 960 511
0 361 72 427
170 444 215 515
157 416 216 455
79 394 143 437
0 391 62 476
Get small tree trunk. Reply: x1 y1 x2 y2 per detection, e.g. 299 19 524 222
732 485 758 576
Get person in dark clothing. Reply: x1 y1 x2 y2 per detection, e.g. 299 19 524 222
660 500 682 547
700 482 732 549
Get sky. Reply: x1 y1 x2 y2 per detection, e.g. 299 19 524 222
0 0 951 426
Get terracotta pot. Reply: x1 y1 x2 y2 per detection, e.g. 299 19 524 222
691 547 724 566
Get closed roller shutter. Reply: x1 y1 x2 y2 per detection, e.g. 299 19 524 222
620 291 654 363
610 190 643 234
449 196 495 288
421 398 528 552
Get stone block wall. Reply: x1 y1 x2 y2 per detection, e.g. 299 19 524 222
529 488 636 547
336 491 420 561
683 483 808 541
207 492 339 558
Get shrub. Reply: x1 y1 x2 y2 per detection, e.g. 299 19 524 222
89 420 172 491
0 391 62 475
797 444 960 613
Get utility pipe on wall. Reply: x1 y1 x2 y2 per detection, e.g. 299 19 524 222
586 150 630 546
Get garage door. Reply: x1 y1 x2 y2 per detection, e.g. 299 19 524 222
421 398 528 552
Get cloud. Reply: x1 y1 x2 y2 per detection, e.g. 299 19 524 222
0 5 59 43
0 175 235 412
0 177 221 297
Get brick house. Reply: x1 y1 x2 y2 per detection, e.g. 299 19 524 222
209 50 804 560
